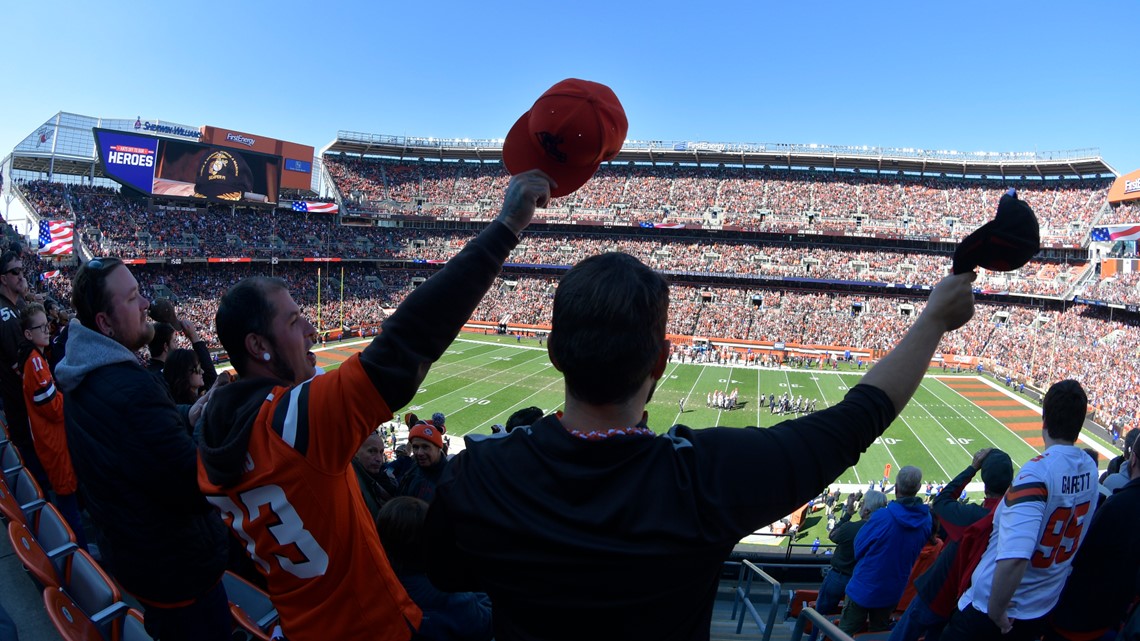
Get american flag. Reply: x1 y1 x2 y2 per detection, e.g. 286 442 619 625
39 220 74 255
292 201 339 214
1090 224 1140 243
41 270 61 280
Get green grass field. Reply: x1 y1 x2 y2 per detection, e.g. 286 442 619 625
315 332 1064 486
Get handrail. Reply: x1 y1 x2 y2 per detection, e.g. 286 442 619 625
730 560 782 641
789 607 855 641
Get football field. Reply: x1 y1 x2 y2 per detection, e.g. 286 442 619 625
310 332 1101 485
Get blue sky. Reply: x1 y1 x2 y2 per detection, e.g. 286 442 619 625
2 1 1138 175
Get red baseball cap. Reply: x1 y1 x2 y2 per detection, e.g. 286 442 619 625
503 78 628 199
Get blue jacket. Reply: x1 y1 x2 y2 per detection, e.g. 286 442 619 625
845 496 932 609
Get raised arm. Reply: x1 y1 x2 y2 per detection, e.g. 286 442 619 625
860 271 976 413
359 171 552 410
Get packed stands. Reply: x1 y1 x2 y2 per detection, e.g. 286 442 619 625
10 159 1140 431
323 157 1112 244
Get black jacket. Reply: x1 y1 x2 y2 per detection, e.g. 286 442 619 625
56 319 228 603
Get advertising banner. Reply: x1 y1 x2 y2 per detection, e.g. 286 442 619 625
95 130 159 194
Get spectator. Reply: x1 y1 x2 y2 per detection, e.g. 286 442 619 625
196 171 549 640
354 430 396 523
163 348 206 405
423 252 975 640
888 448 1014 641
839 466 932 635
1101 429 1137 483
505 406 543 433
815 490 888 616
55 257 230 640
376 497 494 641
0 250 44 483
942 380 1100 641
19 302 87 551
1046 442 1140 640
399 422 448 503
146 322 176 376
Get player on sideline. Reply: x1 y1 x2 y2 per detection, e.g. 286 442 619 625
197 171 552 641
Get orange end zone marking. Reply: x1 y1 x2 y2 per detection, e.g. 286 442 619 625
939 376 1043 452
972 399 1026 407
989 409 1040 418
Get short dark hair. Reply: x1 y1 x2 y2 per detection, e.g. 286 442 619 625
1042 379 1087 443
505 406 544 433
148 322 175 359
548 253 669 405
216 277 288 376
20 302 45 331
376 496 429 571
71 257 125 330
0 250 20 274
1123 429 1139 458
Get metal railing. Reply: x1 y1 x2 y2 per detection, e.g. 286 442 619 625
789 607 855 641
730 560 782 641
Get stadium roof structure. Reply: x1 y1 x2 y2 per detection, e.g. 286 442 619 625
324 131 1117 180
4 112 206 182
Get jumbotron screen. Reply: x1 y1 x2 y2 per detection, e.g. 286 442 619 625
94 128 280 204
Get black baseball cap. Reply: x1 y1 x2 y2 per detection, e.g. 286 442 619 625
953 189 1040 274
194 148 253 201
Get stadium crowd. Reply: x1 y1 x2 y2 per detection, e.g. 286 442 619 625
323 157 1111 244
16 243 1140 434
14 181 1095 299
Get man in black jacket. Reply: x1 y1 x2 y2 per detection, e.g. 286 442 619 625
55 257 230 641
425 252 976 641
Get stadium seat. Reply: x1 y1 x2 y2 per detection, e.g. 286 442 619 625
48 548 130 641
222 571 279 641
33 502 81 578
787 589 819 620
1 439 22 478
787 589 820 634
120 608 151 641
9 520 70 589
0 466 46 526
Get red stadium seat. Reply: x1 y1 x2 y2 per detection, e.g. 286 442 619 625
43 548 135 639
9 520 68 589
33 503 81 576
0 467 46 526
120 608 151 641
222 571 279 641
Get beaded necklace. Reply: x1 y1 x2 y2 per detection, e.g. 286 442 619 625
556 411 655 441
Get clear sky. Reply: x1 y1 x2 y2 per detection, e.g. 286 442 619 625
2 1 1137 175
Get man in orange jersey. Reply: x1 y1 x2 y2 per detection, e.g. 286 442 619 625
198 170 551 641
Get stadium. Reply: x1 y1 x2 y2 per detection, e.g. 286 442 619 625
1 109 1138 639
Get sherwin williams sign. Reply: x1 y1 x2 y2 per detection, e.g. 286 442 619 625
94 129 158 194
